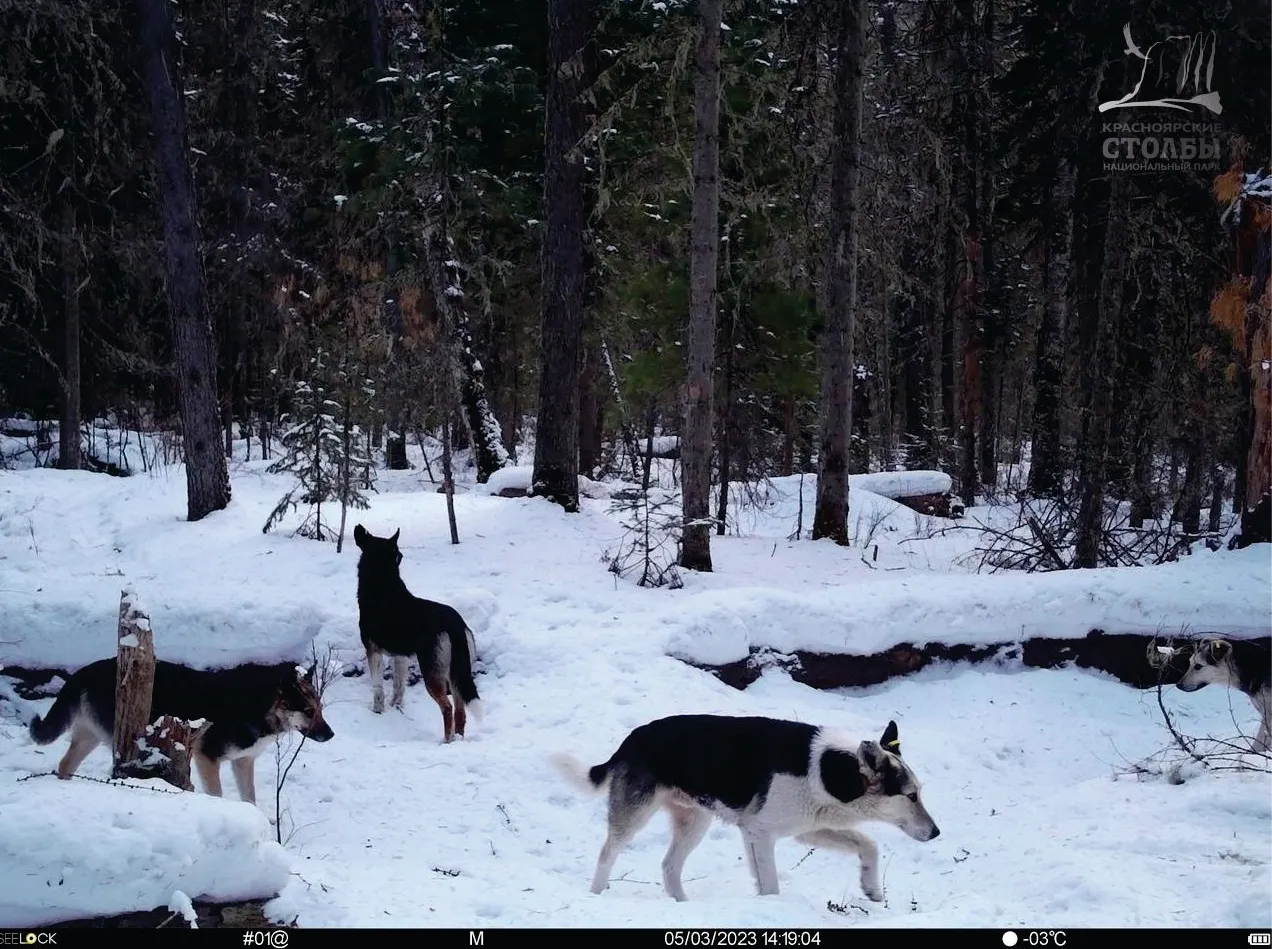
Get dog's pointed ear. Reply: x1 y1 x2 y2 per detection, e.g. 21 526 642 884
1207 640 1230 661
353 524 367 547
390 528 401 545
302 662 317 684
857 740 885 777
880 720 900 754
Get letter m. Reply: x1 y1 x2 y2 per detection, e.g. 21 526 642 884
470 933 485 946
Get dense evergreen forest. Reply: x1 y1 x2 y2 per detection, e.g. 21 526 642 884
1 0 1268 568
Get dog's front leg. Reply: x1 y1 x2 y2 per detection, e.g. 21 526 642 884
741 829 780 896
796 828 883 902
195 753 223 798
367 647 385 714
231 757 258 805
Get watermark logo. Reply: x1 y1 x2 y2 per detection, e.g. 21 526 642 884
1098 23 1224 173
1099 23 1222 115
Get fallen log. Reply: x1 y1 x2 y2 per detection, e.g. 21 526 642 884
849 470 963 519
679 631 1271 692
44 898 289 929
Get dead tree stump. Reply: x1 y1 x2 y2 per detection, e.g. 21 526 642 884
112 586 157 779
138 715 212 791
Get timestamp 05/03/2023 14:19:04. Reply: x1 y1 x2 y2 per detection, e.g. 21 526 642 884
664 930 823 947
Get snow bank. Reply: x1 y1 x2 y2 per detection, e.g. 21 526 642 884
476 465 616 500
0 777 290 926
480 465 534 495
639 435 679 456
850 470 951 498
1 595 327 673
667 545 1272 666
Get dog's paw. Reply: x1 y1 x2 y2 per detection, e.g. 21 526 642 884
862 883 885 903
372 697 385 714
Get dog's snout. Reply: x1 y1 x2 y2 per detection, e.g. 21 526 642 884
928 824 941 840
305 720 335 742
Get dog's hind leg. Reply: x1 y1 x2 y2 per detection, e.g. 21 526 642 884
56 724 101 780
661 801 712 901
424 675 455 742
195 752 224 797
231 757 258 805
452 691 468 738
391 655 410 710
741 829 780 896
797 828 884 902
591 780 659 895
367 646 385 714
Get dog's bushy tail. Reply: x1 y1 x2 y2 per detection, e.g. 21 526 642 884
450 626 482 721
550 752 611 794
28 684 79 745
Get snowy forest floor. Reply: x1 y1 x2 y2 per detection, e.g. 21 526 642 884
0 430 1268 928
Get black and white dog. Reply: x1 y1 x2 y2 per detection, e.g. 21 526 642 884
1176 637 1271 752
552 714 940 902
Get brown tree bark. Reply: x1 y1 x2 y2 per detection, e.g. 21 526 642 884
1028 156 1077 498
137 0 231 521
975 0 999 490
414 5 507 485
370 0 410 471
780 393 796 477
112 588 156 778
1073 176 1130 568
532 0 595 512
715 302 736 537
680 0 722 571
578 336 604 478
955 0 983 508
812 0 865 545
142 715 212 791
57 196 82 471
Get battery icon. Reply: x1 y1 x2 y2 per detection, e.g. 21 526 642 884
1249 935 1270 946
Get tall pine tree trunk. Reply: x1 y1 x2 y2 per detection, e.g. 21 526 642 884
680 0 722 571
1073 176 1129 568
716 299 737 536
532 0 594 511
955 0 982 508
57 196 82 471
812 0 864 545
578 336 603 478
898 242 931 468
371 0 410 470
137 0 230 521
1028 155 1076 498
975 0 999 490
421 4 508 485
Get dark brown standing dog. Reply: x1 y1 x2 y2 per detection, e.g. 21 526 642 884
353 524 481 742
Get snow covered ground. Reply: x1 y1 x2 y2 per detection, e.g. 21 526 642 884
0 777 290 927
0 434 1269 928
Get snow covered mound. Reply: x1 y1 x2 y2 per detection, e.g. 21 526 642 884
3 596 325 673
475 465 616 500
480 465 534 495
0 776 290 926
850 470 952 498
666 545 1272 666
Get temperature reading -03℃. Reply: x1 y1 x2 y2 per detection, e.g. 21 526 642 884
1002 931 1067 947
